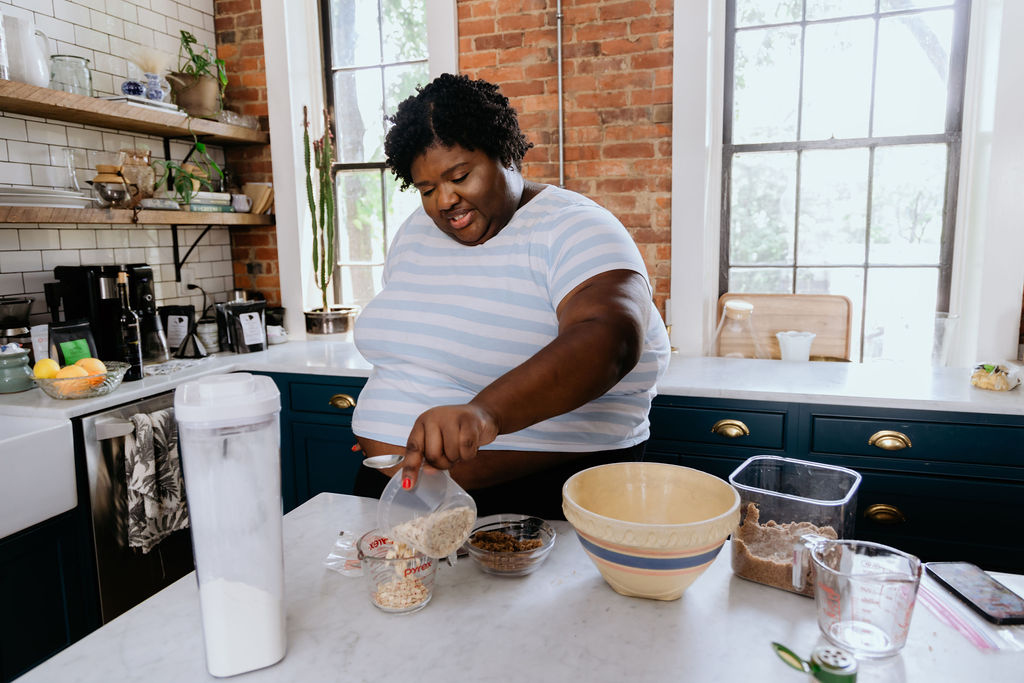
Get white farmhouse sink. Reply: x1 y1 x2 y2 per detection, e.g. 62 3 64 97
0 415 76 538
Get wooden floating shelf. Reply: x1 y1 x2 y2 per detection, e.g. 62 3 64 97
0 206 274 225
0 79 268 145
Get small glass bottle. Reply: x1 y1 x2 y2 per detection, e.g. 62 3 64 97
712 299 768 359
116 271 144 381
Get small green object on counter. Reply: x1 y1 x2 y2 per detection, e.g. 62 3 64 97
772 642 857 683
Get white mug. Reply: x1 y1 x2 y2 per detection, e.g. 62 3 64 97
231 193 253 213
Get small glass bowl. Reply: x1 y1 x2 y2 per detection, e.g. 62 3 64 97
466 514 556 577
35 361 130 400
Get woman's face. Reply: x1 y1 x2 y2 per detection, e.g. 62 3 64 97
410 143 524 246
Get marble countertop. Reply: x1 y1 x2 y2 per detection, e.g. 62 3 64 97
16 492 1024 682
0 341 1021 421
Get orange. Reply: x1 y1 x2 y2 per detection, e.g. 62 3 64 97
54 365 89 395
75 357 108 386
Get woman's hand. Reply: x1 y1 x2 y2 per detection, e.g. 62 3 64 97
401 404 499 488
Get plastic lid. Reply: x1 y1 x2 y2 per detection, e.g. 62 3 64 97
723 299 754 319
174 372 280 425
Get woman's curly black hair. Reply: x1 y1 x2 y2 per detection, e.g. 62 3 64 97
384 73 534 190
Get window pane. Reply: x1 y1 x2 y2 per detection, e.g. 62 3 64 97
730 151 796 266
870 144 946 265
796 267 865 359
735 0 801 27
336 170 385 306
797 148 868 265
334 68 385 163
330 0 381 68
729 267 793 293
863 267 939 363
873 10 953 136
384 63 429 120
732 26 801 144
801 19 874 140
386 173 420 250
382 0 427 62
806 0 874 21
338 265 384 310
880 0 950 10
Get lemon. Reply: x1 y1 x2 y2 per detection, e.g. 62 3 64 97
33 358 60 379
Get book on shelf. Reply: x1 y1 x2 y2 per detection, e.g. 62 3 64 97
185 203 236 213
191 191 232 204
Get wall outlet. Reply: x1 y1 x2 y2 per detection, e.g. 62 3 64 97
177 266 197 296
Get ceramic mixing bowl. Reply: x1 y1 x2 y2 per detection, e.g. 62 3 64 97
562 461 740 601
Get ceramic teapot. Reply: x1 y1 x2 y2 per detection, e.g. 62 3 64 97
4 15 49 87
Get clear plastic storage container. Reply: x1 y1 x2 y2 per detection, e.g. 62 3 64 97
175 373 286 677
727 455 861 595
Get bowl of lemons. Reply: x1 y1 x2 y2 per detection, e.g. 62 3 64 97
33 358 131 400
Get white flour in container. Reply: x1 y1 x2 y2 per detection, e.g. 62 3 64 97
391 505 476 558
199 577 287 677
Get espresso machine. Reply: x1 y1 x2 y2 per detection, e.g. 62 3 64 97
47 264 169 363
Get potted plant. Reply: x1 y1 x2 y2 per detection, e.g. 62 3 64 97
151 131 225 206
303 106 359 335
166 30 227 119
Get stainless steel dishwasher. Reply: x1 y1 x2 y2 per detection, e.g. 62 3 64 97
78 390 195 623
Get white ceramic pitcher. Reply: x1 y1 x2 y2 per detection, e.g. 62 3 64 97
4 15 49 87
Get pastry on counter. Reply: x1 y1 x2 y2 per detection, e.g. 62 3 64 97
970 363 1022 392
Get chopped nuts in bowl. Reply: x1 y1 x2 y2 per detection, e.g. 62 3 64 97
466 514 555 577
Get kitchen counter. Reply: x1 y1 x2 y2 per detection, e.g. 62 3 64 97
16 492 1024 682
0 341 1020 420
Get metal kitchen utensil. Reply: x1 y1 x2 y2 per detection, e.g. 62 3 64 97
362 453 404 469
794 536 921 658
772 642 858 682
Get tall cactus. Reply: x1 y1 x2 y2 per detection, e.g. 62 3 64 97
303 106 335 313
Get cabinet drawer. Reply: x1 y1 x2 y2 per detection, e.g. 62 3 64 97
854 469 1024 572
809 413 1024 467
289 380 364 417
649 405 785 450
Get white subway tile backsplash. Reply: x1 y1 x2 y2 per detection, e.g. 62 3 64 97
1 251 43 272
0 272 24 295
211 260 232 277
65 128 104 150
18 229 60 250
77 248 115 263
114 247 145 262
128 229 159 247
8 141 52 165
96 230 130 248
75 25 110 52
53 0 92 27
92 71 115 95
60 230 97 249
30 165 70 187
0 141 7 162
11 0 50 13
90 9 124 38
22 270 54 293
41 250 80 269
26 122 69 146
0 229 20 250
136 7 166 33
0 162 33 185
35 15 77 43
76 0 107 12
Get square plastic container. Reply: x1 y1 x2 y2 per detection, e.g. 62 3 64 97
728 455 861 595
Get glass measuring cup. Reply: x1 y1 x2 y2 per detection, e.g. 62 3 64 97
377 469 477 559
357 529 436 614
794 537 922 658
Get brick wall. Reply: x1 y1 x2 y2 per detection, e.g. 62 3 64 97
214 0 280 306
458 0 673 317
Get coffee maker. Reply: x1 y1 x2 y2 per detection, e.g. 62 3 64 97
48 264 169 362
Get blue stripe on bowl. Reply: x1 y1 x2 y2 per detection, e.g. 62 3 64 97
575 533 724 571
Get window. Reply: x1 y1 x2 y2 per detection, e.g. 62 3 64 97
722 0 970 361
322 0 431 308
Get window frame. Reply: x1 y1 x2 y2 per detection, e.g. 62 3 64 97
719 0 971 361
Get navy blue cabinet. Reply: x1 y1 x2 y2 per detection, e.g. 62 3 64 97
260 372 367 513
649 395 1024 573
0 511 98 682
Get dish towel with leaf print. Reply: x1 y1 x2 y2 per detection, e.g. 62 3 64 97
124 409 190 553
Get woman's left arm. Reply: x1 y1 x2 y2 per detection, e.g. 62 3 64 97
401 268 650 480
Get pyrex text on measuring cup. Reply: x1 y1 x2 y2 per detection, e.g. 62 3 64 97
793 536 922 658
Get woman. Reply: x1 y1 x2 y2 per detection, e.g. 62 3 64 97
351 74 670 519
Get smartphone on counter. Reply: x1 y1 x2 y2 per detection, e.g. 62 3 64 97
924 561 1024 625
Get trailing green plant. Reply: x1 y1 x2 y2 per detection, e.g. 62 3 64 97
152 125 225 205
176 30 227 95
303 106 335 313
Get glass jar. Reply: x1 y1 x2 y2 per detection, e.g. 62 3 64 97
49 55 93 96
120 148 155 205
712 299 768 359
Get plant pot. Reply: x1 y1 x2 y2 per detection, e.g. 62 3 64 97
304 306 360 336
166 72 221 119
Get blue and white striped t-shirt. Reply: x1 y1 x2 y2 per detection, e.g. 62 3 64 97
351 184 671 452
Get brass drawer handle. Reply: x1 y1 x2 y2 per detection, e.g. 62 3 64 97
868 430 911 451
328 393 356 410
711 419 750 438
864 503 906 525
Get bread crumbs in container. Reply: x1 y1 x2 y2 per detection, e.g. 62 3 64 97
357 530 436 614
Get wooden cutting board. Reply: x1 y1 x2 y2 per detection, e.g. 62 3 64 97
717 293 853 361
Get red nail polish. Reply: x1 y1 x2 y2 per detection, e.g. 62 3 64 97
351 444 360 451
402 477 412 490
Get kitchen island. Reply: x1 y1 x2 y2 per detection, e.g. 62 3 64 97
16 492 1024 682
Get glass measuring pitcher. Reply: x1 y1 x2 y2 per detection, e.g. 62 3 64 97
794 537 921 658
